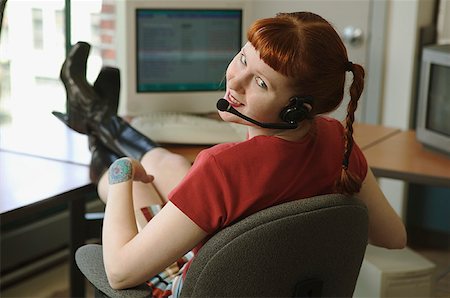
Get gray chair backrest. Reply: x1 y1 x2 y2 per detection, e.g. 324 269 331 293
76 194 368 297
180 194 368 297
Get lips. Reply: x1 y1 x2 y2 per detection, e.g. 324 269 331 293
227 93 243 108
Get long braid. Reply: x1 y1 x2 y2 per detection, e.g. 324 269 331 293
335 62 365 195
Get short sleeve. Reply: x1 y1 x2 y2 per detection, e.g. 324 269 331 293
168 151 229 234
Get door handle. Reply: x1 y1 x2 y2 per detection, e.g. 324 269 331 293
342 26 364 47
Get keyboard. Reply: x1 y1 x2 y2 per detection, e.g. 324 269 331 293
130 112 247 145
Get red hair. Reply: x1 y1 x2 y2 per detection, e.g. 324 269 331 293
247 12 365 195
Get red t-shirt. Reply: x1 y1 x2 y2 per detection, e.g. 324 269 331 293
169 116 367 264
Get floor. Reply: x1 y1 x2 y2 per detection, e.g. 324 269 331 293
416 247 450 298
0 261 94 298
1 247 448 298
1 262 75 298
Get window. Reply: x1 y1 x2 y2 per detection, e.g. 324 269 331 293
32 8 43 49
0 0 116 140
55 9 65 49
70 0 117 82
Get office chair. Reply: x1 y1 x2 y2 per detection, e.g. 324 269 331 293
76 193 369 297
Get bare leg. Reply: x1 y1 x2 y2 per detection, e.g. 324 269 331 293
96 147 192 229
139 148 193 202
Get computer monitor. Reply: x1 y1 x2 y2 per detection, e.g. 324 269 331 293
115 0 252 116
416 44 450 156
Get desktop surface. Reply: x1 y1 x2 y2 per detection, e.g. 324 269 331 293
0 150 91 218
363 130 450 187
0 114 91 166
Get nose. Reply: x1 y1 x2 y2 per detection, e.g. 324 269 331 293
227 69 252 94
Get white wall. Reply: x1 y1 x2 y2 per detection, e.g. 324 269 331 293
382 0 436 129
379 0 436 218
437 0 450 43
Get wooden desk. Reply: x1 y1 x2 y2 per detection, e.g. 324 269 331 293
353 123 400 150
164 122 401 162
363 130 450 188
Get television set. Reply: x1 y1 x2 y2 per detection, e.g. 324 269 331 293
114 0 252 117
416 44 450 156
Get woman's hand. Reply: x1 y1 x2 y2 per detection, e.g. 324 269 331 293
109 157 154 185
130 159 154 183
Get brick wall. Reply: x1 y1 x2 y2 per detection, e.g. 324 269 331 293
99 0 116 66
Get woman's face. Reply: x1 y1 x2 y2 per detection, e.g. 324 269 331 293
219 42 296 128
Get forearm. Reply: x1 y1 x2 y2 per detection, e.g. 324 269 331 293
102 159 140 284
103 181 138 252
358 169 407 249
368 214 406 249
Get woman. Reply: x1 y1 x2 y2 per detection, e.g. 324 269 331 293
54 11 406 297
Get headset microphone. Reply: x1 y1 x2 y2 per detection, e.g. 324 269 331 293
216 98 298 129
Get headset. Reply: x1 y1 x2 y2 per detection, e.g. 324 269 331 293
279 96 313 125
217 96 313 129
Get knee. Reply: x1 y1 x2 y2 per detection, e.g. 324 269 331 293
141 148 190 172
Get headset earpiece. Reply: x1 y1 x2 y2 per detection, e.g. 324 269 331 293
279 96 313 124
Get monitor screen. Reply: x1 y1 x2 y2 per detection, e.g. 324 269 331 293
136 9 242 93
426 63 450 137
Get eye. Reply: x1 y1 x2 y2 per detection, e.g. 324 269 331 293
239 53 247 66
255 77 267 89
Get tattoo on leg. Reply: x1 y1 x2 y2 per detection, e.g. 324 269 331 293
109 158 133 184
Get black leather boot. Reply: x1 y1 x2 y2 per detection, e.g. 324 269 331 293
55 41 159 161
53 42 119 133
92 66 120 118
91 115 159 161
88 135 121 184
